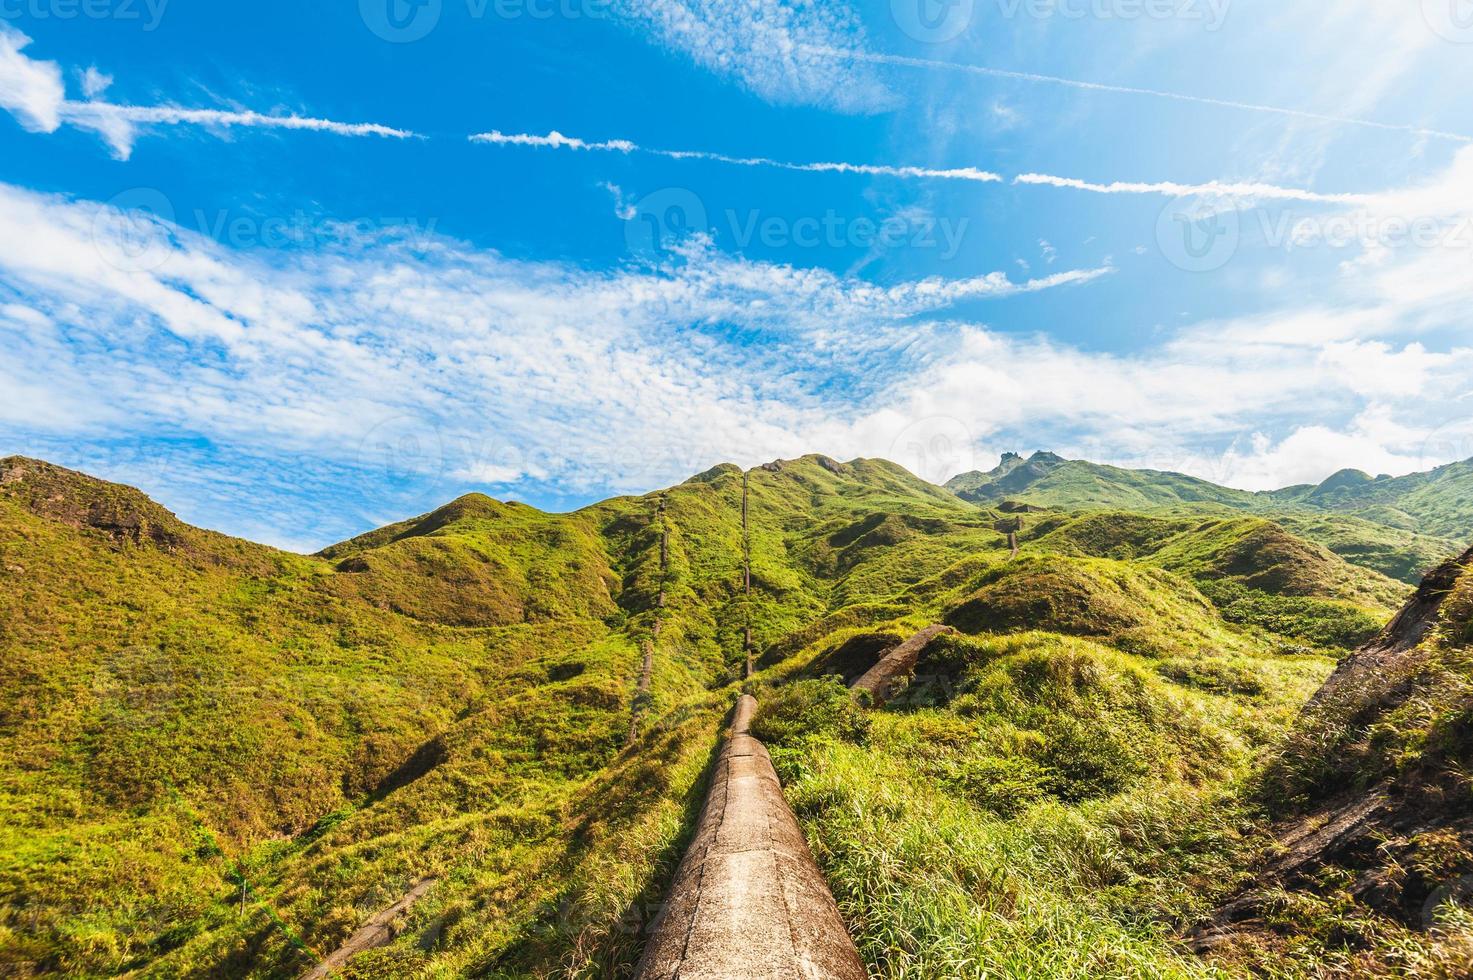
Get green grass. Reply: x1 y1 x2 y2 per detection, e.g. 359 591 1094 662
756 629 1331 978
1 452 1465 978
946 452 1470 583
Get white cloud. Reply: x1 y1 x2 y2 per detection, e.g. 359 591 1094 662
473 129 1394 204
79 66 112 99
0 182 1102 499
0 24 65 133
0 25 415 160
3 145 1472 543
1013 172 1369 205
60 103 417 160
471 129 1004 183
612 0 890 113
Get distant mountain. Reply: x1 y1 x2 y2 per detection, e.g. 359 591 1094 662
0 452 1463 978
946 451 1470 583
947 451 1255 510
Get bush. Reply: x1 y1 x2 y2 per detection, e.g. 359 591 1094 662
1199 580 1382 650
1443 573 1473 648
944 754 1049 817
750 677 869 748
1037 714 1147 803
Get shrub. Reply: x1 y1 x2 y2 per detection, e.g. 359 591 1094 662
1036 714 1147 803
749 677 869 749
1199 580 1382 649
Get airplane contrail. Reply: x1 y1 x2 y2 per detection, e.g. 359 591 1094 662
470 130 1004 183
471 130 1373 204
803 46 1472 145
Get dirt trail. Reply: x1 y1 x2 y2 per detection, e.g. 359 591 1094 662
301 877 435 979
851 625 955 707
633 695 867 980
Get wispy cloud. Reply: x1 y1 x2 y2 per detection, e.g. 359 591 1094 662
0 182 1102 501
805 46 1473 145
61 103 417 160
1012 173 1370 205
0 24 416 160
611 0 890 113
470 129 1004 183
473 128 1374 204
4 166 1470 545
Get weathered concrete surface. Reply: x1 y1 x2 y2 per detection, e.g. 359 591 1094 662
302 877 435 979
634 695 866 980
628 639 657 744
850 624 955 707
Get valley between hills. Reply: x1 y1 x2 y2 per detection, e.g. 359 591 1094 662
1 450 1470 978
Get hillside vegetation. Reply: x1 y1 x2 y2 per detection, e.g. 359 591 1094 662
0 452 1465 978
947 452 1468 584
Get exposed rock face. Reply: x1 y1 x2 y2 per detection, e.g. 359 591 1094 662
0 456 189 551
634 695 867 980
1191 544 1473 962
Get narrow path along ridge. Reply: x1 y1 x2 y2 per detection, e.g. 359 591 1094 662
632 695 868 980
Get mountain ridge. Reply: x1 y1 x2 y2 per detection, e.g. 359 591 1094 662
1 451 1468 977
946 450 1470 583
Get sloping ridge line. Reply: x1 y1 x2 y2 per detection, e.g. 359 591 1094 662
633 694 867 980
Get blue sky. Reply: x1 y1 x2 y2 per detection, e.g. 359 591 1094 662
1 0 1472 549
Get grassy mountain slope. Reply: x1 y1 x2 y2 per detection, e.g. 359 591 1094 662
1268 460 1473 540
947 452 1467 584
1191 546 1473 976
0 453 1465 978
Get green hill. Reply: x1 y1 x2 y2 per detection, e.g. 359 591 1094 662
947 452 1468 584
1192 545 1473 974
0 453 1466 978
